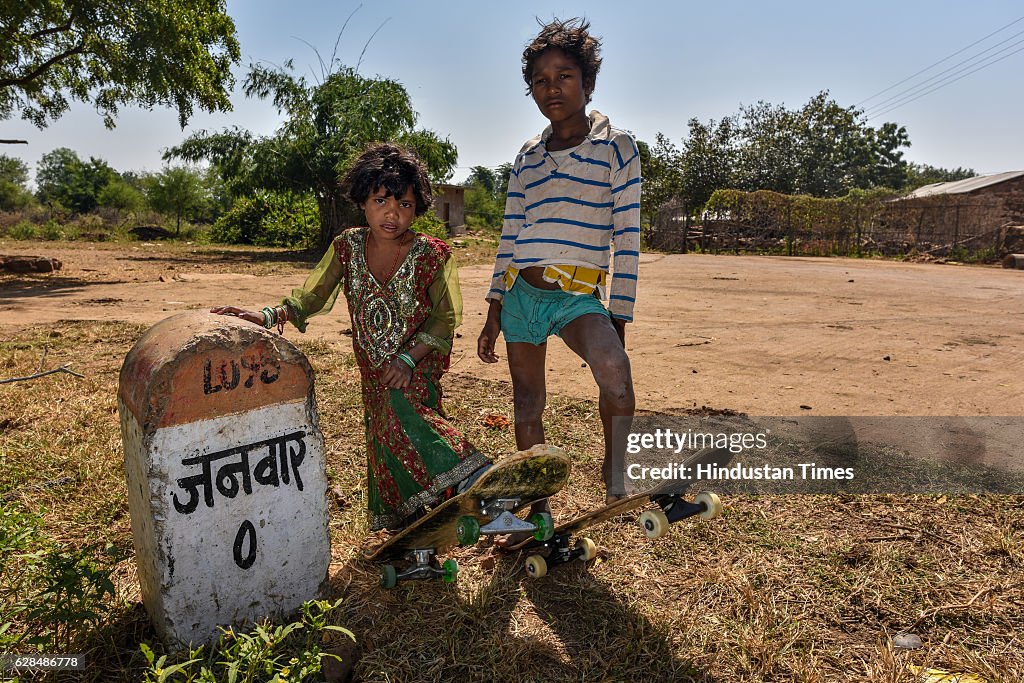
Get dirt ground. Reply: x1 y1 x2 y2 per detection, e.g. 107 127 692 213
2 239 1022 469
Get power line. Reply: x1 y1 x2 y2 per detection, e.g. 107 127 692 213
863 29 1024 116
856 13 1024 107
868 42 1024 120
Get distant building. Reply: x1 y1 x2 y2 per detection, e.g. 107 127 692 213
901 170 1024 228
432 184 466 236
885 171 1024 254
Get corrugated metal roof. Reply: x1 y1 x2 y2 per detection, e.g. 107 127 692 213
904 170 1024 198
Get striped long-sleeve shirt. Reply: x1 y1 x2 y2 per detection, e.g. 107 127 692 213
486 110 641 321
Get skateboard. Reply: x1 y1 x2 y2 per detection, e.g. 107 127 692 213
362 444 571 588
503 446 732 578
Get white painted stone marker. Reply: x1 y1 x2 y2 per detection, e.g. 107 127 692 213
119 311 330 646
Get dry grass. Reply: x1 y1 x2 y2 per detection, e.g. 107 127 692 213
0 321 1021 682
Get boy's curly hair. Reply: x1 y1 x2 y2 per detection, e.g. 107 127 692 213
522 17 603 103
342 143 432 215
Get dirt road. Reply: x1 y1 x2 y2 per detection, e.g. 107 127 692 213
2 241 1022 419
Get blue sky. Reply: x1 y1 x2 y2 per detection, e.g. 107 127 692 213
4 1 1023 183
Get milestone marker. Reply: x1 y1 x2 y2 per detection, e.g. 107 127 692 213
118 312 329 645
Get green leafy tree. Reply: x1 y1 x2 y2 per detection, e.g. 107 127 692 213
467 166 497 195
495 161 513 201
168 59 458 249
731 92 911 197
144 166 208 234
464 165 505 227
35 147 117 213
0 154 33 210
680 117 737 210
733 100 802 195
638 134 685 224
97 177 144 212
904 162 976 191
0 0 240 131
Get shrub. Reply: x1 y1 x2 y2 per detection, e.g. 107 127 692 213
140 599 355 682
40 219 66 241
211 193 319 248
8 220 36 240
0 504 121 654
411 211 449 240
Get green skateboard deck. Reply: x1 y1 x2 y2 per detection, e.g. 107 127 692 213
363 444 571 587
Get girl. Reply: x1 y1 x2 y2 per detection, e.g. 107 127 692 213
214 143 489 531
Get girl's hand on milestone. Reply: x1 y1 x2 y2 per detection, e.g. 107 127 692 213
381 357 413 389
210 306 265 326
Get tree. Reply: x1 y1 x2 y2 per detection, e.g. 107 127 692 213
35 147 117 212
467 166 497 196
680 117 737 210
0 153 33 209
168 59 457 249
97 177 144 212
904 162 976 191
730 92 911 197
463 165 507 227
144 166 208 234
0 0 240 131
495 162 513 201
637 135 684 225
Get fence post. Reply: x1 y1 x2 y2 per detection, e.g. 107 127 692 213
786 203 793 257
682 213 689 254
954 202 961 254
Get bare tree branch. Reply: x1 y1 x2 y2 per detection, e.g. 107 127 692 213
355 18 390 74
0 363 85 384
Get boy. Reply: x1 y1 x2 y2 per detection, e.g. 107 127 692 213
477 18 641 524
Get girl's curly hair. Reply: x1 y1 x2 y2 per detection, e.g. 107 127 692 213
342 143 432 215
522 17 603 103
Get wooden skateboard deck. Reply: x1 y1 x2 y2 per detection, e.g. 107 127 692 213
363 444 571 569
503 446 732 573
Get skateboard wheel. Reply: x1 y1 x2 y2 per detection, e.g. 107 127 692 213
525 554 548 579
380 565 398 589
696 491 723 520
530 512 554 542
640 509 669 539
456 515 481 545
577 537 597 562
441 558 459 584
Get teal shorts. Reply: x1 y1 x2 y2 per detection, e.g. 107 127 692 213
500 277 610 345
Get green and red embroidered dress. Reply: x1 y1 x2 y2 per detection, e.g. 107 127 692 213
283 227 489 530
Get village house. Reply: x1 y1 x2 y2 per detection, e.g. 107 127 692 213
431 183 466 236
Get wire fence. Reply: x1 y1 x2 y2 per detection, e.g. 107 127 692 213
645 193 1017 260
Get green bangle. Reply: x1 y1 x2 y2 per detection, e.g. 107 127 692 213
260 307 276 329
397 352 416 369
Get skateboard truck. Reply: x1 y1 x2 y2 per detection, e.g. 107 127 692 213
524 536 598 579
479 498 538 536
640 491 723 539
454 499 555 545
380 549 458 589
522 491 724 579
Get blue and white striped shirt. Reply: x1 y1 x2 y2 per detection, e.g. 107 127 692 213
487 110 642 321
